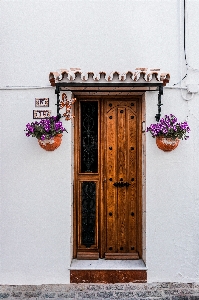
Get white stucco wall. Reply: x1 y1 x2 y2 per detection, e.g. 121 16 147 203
0 0 199 284
146 89 199 282
0 89 73 284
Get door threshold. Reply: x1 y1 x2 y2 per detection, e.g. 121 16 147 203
70 259 147 283
70 258 147 270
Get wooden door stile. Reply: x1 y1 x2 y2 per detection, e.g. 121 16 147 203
100 99 106 258
136 98 143 258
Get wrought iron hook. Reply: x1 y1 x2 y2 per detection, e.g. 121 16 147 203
155 85 163 122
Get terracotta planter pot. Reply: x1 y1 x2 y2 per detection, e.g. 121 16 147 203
38 134 63 151
156 136 180 152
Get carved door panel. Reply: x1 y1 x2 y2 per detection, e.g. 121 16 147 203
74 97 142 260
104 100 139 259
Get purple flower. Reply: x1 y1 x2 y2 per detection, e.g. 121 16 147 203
41 135 46 140
25 116 67 139
146 114 190 140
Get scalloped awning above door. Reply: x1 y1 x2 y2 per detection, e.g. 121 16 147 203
49 68 170 92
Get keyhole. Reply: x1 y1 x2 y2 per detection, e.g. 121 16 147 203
120 110 123 113
109 116 112 119
131 212 134 216
109 103 112 107
109 212 113 216
131 116 134 119
109 147 112 150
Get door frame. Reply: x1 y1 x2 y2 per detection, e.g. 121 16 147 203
73 94 145 260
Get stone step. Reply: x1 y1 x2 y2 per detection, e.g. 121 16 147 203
0 282 199 299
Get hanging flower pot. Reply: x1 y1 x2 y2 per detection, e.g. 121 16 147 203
25 116 67 151
146 114 190 152
156 136 179 152
38 134 63 151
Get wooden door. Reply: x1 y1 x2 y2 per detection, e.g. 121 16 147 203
74 96 142 260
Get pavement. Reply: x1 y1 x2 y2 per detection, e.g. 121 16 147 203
0 282 199 300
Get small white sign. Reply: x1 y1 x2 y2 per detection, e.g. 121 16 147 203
33 110 51 119
35 98 49 107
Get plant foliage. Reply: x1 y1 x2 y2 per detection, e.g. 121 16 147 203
25 116 67 140
146 114 190 140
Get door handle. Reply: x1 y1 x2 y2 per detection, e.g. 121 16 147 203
113 181 131 187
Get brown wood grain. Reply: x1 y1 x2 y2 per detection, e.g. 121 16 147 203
106 105 117 253
73 95 143 259
70 269 147 283
105 252 139 259
127 106 137 253
77 251 99 260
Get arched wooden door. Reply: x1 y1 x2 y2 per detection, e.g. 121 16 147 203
73 96 142 260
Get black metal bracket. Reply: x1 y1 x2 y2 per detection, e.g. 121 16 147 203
55 84 61 120
155 85 163 122
54 82 164 121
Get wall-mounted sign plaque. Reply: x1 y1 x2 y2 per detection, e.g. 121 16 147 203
33 110 51 119
35 98 49 107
